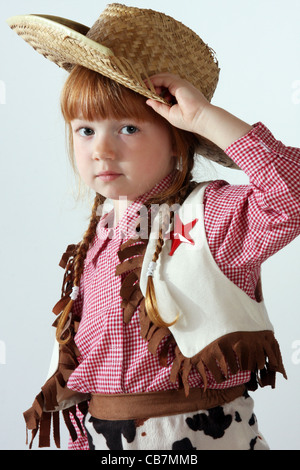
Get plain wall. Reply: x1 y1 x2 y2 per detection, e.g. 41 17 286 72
0 0 299 450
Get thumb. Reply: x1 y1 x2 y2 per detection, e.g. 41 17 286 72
146 99 171 120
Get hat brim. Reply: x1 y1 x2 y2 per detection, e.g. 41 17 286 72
6 14 166 104
7 13 239 169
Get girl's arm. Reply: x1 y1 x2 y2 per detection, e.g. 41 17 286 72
204 122 300 271
146 74 300 291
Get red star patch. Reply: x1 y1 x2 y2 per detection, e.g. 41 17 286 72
167 214 198 256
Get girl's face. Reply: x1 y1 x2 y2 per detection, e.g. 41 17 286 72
70 116 175 203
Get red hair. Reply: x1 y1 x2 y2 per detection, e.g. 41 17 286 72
61 65 162 123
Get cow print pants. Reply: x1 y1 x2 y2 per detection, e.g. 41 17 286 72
83 391 269 450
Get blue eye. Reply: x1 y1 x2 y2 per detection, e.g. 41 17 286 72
78 127 94 137
121 125 138 135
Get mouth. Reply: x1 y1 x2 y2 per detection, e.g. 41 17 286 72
96 171 122 182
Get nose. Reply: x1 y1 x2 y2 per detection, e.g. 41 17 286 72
92 133 116 161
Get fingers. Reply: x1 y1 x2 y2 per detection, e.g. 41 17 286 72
146 73 183 93
145 98 171 120
145 73 182 104
144 73 210 135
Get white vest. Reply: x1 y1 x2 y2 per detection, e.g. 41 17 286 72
139 183 274 358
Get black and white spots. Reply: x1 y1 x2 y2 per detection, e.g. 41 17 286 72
83 392 269 450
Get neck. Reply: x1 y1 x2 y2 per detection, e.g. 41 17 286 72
111 170 175 227
113 196 133 227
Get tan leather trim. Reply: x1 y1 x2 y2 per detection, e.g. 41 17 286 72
88 385 246 421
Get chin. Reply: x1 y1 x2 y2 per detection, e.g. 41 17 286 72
100 191 131 203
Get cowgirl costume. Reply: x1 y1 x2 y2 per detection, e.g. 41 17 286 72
7 4 300 450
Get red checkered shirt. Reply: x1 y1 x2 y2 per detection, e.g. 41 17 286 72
67 122 300 449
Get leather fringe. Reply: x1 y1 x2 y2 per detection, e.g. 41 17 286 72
23 244 90 448
52 244 78 317
170 331 287 395
116 237 287 397
24 394 89 448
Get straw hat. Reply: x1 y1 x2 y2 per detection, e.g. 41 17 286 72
7 3 238 168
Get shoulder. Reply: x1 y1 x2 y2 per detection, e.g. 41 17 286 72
203 179 252 200
200 180 254 247
190 180 254 216
183 179 253 216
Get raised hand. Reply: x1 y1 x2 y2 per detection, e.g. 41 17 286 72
145 73 210 135
145 72 252 151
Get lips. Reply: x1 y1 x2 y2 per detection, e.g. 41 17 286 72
96 171 122 182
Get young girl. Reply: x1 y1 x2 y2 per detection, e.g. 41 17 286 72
7 4 300 451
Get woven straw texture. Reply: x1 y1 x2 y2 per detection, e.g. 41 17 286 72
7 3 239 168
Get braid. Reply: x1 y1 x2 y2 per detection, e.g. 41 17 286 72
145 154 196 328
72 193 104 288
56 193 104 344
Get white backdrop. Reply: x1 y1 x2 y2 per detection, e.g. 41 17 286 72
1 0 299 450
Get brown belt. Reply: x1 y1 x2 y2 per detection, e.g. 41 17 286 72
88 385 246 421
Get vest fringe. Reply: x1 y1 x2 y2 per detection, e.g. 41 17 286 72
23 244 90 448
24 396 88 448
116 237 287 397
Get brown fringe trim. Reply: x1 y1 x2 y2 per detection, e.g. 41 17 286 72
52 244 78 317
116 238 287 397
170 331 287 396
116 238 172 351
24 395 89 448
23 244 90 448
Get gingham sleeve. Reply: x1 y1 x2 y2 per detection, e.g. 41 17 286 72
203 122 300 292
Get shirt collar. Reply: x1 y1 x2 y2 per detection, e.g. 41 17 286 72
97 171 174 239
85 171 174 266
